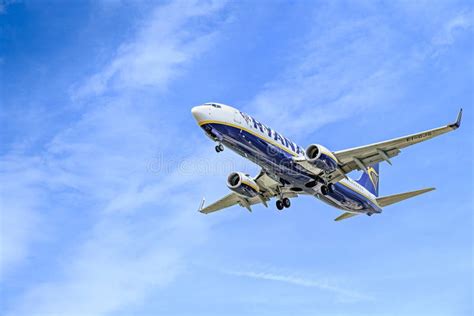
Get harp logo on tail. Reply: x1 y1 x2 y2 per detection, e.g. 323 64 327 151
367 166 379 189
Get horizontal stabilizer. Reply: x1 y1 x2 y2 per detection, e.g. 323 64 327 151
334 212 359 221
376 188 435 207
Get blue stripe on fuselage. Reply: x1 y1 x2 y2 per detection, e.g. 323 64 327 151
330 182 382 213
201 122 313 184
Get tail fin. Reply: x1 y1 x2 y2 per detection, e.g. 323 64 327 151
356 163 379 197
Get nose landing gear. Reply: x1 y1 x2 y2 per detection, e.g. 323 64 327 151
215 144 224 153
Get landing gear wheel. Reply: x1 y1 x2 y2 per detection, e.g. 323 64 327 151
215 144 224 152
321 185 329 195
367 213 373 216
276 200 284 210
283 197 291 208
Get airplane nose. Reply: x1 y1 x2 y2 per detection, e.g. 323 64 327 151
191 105 208 123
191 106 200 118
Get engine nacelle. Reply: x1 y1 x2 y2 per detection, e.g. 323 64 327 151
227 172 260 198
305 144 339 173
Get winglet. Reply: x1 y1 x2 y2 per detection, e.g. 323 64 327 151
198 197 206 213
449 108 463 129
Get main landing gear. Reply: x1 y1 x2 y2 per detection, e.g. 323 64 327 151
215 143 224 153
320 183 335 196
276 197 291 210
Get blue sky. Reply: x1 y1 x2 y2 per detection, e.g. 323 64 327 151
0 1 473 315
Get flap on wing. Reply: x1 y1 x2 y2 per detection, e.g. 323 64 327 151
199 193 240 214
254 171 281 194
334 212 359 221
200 192 273 214
199 170 280 214
293 156 323 176
292 156 347 184
334 109 462 174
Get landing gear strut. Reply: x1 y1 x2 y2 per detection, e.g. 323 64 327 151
276 198 291 210
215 144 224 153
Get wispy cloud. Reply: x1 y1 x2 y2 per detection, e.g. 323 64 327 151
430 9 473 60
245 4 473 138
2 0 229 315
0 156 42 279
7 206 210 316
224 269 373 303
73 0 226 98
433 12 472 46
246 16 400 135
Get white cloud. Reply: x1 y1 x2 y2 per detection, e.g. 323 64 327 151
245 5 473 138
7 207 210 316
2 0 228 315
74 0 226 98
0 156 43 279
246 15 402 136
224 269 373 303
432 10 473 47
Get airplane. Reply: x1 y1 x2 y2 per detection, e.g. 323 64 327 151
191 103 462 221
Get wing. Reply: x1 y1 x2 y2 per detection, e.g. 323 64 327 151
199 170 301 214
334 109 462 174
296 109 462 181
198 193 241 214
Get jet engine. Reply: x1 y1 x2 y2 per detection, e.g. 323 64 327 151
227 172 260 198
305 144 338 173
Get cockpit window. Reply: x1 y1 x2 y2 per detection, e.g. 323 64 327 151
205 103 222 108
